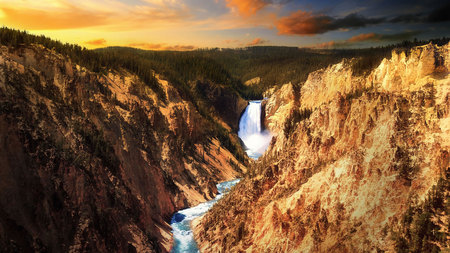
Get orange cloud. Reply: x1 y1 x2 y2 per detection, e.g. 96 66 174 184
226 0 268 16
129 43 165 50
314 41 336 48
223 39 240 44
311 31 417 48
0 0 190 32
246 38 267 46
347 32 378 42
128 43 195 51
85 38 107 46
0 7 109 30
276 10 332 35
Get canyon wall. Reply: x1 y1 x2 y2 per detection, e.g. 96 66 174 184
195 43 449 252
0 44 246 252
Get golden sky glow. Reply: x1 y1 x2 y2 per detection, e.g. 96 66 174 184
0 0 449 50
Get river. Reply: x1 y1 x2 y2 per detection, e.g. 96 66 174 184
170 100 271 253
170 179 241 252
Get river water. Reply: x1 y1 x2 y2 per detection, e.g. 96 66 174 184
170 100 270 252
170 179 241 252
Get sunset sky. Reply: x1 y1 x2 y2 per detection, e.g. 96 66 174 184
1 0 449 50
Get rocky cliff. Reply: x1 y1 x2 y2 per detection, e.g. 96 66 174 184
194 43 449 252
191 80 248 132
0 44 246 252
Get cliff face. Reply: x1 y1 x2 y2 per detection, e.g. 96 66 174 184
194 43 449 252
0 45 245 252
192 80 248 131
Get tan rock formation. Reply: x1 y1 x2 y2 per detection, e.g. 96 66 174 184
195 43 449 252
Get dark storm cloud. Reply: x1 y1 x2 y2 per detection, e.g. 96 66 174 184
277 12 384 35
389 14 425 23
277 1 450 36
389 3 450 24
427 3 450 22
331 13 384 29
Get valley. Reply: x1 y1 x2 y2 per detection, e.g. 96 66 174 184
0 27 448 253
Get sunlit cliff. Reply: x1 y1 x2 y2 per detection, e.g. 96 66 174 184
194 43 450 252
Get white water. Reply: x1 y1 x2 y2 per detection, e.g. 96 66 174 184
170 101 270 252
170 179 240 253
238 100 272 159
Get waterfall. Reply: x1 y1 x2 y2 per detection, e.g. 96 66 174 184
169 101 270 252
238 101 272 159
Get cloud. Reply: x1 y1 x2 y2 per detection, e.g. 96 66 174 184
0 7 109 30
312 31 421 48
129 43 165 50
314 41 336 49
246 38 267 46
225 0 268 17
389 3 450 24
277 3 449 36
225 0 291 17
85 38 107 46
427 3 450 22
128 5 190 23
276 10 332 35
347 33 377 42
276 11 384 35
389 14 424 23
0 0 190 31
128 43 195 51
195 10 277 31
349 31 420 42
223 39 240 44
332 13 384 29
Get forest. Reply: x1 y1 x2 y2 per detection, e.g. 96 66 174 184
1 26 449 253
1 28 447 160
1 27 448 100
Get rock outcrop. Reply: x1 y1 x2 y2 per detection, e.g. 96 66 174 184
0 44 246 252
191 80 248 131
194 43 449 252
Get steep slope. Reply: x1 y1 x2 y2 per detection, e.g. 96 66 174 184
194 43 449 252
0 44 246 252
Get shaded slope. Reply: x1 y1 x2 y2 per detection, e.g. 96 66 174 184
0 44 246 252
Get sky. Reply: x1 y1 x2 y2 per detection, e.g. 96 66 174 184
0 0 449 50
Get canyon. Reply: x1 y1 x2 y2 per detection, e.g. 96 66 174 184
0 31 448 253
0 44 247 252
194 43 450 252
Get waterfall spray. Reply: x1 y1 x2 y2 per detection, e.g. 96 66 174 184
238 101 272 159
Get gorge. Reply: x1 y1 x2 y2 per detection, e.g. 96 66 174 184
194 42 450 252
0 27 449 253
171 100 271 252
0 41 247 252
